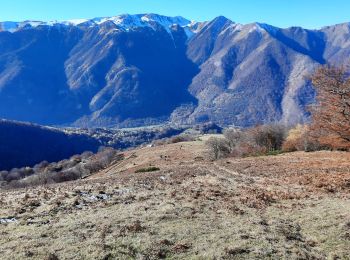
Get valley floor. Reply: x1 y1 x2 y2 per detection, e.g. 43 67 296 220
0 137 350 259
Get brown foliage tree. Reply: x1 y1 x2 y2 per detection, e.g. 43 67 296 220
310 65 350 150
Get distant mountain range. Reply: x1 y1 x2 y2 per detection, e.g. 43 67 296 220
0 14 349 127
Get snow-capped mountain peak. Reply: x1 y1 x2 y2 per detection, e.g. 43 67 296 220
0 14 194 34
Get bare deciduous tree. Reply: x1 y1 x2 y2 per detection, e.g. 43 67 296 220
206 137 230 160
310 65 350 150
223 128 245 151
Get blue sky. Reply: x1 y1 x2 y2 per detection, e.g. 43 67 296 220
1 0 350 29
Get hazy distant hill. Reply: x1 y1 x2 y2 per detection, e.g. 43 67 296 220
0 14 350 127
0 120 100 170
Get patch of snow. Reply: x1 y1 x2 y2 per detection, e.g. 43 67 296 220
114 188 132 196
93 14 193 35
30 21 48 27
80 192 110 202
0 217 17 224
75 203 84 209
233 23 244 31
248 23 266 34
218 23 243 36
63 19 89 26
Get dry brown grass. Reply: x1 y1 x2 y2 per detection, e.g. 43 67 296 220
0 136 349 259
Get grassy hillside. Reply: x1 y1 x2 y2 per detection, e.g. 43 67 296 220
0 137 349 259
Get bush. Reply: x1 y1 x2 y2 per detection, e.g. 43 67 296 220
5 167 34 182
170 134 196 144
282 125 309 152
135 167 160 173
208 124 287 160
282 125 324 152
53 167 83 183
247 125 286 152
206 137 230 160
153 134 196 146
231 142 267 157
223 128 246 151
33 161 49 173
13 172 55 187
4 148 123 188
96 147 119 166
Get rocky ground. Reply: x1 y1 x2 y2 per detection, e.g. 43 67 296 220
0 136 349 259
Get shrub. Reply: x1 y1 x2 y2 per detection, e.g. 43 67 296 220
206 137 230 160
282 125 310 152
223 128 246 151
208 124 287 159
13 172 55 188
81 151 94 159
33 161 49 173
230 142 266 157
83 159 104 173
153 134 196 146
4 148 122 188
247 124 287 152
95 147 119 167
53 167 83 183
170 134 196 144
282 125 324 152
6 169 24 182
135 167 160 173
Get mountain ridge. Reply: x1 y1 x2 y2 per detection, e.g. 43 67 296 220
0 14 350 127
2 14 350 32
0 14 194 35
